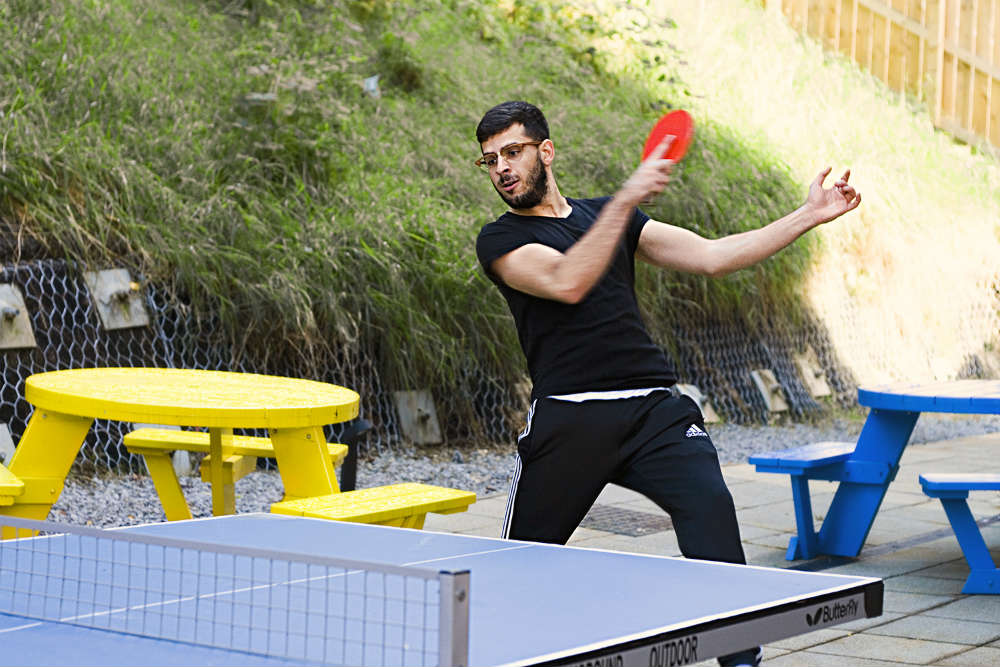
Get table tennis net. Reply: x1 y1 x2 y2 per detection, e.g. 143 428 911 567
0 517 469 666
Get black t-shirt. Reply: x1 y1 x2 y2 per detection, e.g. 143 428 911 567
476 196 677 400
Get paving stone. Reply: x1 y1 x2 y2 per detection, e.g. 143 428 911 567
741 543 788 567
807 633 969 663
918 559 977 580
616 496 669 515
624 528 682 555
879 502 957 525
869 557 949 579
736 504 796 532
463 494 509 517
866 516 954 545
423 510 498 533
933 646 1000 666
766 649 923 666
880 590 956 614
900 447 958 465
978 523 1000 541
448 522 506 538
568 531 682 557
880 489 937 508
728 478 814 508
866 614 1000 645
870 559 957 580
924 596 1000 624
837 611 904 632
745 530 794 549
767 627 849 650
594 483 646 505
824 557 941 579
964 498 1000 515
567 525 619 543
560 533 642 553
887 544 969 564
718 463 765 481
733 522 782 541
884 574 969 595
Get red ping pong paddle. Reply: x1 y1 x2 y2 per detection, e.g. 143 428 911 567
641 109 694 163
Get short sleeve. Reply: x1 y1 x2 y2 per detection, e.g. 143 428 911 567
626 206 651 255
476 220 529 284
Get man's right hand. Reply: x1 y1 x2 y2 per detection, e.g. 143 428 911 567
618 135 675 205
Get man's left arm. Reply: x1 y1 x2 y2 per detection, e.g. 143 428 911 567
636 167 860 276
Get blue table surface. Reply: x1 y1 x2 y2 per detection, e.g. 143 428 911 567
858 379 1000 414
0 514 880 666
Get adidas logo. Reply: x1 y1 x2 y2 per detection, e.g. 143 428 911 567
684 424 707 438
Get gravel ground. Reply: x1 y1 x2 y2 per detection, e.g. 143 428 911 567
50 413 1000 529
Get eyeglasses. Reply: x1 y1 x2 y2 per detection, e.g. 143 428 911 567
475 141 542 171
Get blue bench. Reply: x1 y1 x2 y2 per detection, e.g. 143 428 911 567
749 441 898 560
919 473 1000 594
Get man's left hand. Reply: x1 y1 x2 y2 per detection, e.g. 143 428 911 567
807 167 861 224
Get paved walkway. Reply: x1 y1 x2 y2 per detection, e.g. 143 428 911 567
424 432 1000 666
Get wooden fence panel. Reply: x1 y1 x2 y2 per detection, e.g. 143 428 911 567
991 75 1000 143
763 0 1000 151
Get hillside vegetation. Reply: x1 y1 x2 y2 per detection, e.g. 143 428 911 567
1 0 997 416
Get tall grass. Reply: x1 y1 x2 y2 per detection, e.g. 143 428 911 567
0 0 996 407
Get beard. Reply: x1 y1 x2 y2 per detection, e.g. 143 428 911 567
495 155 548 209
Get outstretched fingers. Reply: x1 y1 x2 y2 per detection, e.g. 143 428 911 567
809 165 861 220
812 166 833 188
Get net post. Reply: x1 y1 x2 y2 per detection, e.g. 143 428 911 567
437 569 470 667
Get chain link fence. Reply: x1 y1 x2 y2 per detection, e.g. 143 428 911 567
1 259 997 475
0 259 401 475
670 313 858 425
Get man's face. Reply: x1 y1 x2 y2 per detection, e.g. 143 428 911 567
480 124 549 209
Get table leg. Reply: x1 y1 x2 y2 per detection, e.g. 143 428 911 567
787 476 818 560
815 409 918 557
937 497 999 594
139 451 193 521
208 428 235 516
0 409 93 535
269 425 339 500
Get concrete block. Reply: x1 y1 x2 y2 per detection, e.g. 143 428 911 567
83 268 150 330
0 424 14 464
794 346 831 397
750 369 789 412
0 284 36 349
392 390 442 444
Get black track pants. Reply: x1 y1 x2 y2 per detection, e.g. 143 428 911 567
503 391 746 563
501 391 760 667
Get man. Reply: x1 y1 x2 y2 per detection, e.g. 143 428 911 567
474 101 860 667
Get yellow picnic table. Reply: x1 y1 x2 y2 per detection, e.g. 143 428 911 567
0 368 359 528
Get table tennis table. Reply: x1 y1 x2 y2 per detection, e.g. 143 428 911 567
0 513 882 667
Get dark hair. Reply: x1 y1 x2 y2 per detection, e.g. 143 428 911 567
476 101 549 144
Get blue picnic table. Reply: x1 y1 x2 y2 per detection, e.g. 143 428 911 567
750 380 1000 572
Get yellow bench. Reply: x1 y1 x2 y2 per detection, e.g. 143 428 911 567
271 482 476 529
123 428 349 521
0 463 24 507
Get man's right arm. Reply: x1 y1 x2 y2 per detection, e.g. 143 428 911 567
490 138 676 304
